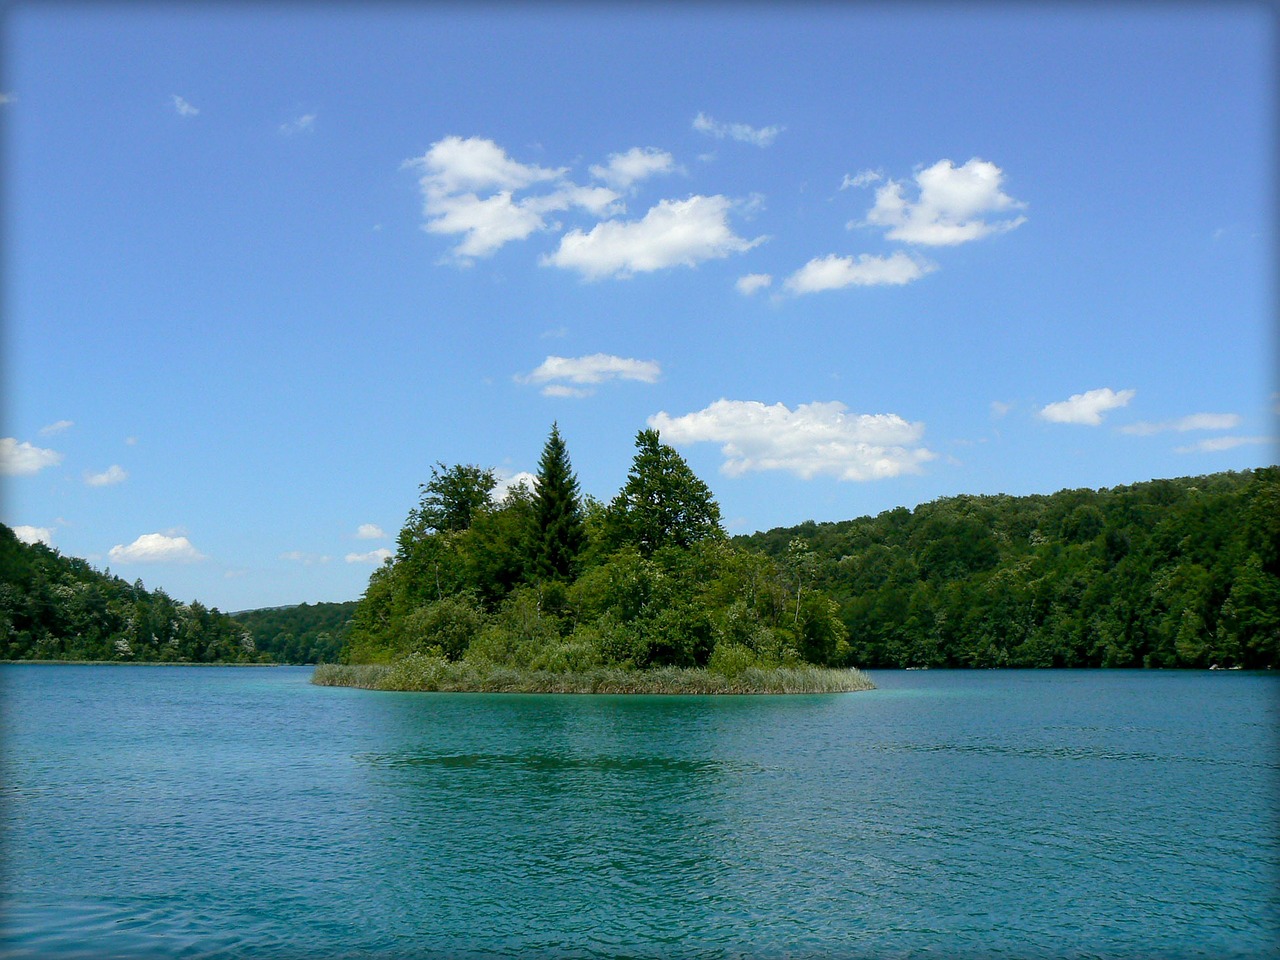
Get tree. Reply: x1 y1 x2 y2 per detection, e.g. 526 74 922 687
605 429 723 556
530 423 586 581
403 462 496 540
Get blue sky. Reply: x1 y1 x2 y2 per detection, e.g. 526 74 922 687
2 3 1275 612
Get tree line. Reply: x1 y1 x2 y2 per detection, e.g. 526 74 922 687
0 524 267 663
230 602 355 664
740 466 1279 669
6 444 1273 671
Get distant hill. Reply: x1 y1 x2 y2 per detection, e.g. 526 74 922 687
0 524 267 663
736 468 1279 669
232 601 356 664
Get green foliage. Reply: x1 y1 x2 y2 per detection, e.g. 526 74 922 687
343 425 832 673
231 601 355 663
404 462 496 539
604 429 723 555
0 524 266 663
740 467 1280 669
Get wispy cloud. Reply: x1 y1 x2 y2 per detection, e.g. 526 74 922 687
543 195 763 279
39 420 74 436
841 170 882 190
589 147 676 191
1120 413 1241 436
862 158 1026 246
355 523 386 540
783 251 935 293
172 94 199 118
649 399 935 481
0 438 63 476
281 550 332 565
518 354 661 397
109 533 206 564
85 465 128 487
1174 436 1273 454
736 273 773 296
279 113 316 135
692 112 784 147
1039 388 1136 426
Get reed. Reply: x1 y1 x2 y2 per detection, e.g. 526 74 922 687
311 657 873 694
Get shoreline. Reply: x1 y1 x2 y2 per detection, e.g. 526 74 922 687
0 659 280 667
312 660 875 695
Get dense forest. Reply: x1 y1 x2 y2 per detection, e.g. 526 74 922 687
230 602 355 664
0 524 267 663
344 425 849 675
740 467 1279 669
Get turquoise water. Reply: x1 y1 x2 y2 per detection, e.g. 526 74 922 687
1 665 1276 959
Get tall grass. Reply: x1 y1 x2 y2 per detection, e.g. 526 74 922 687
311 656 873 694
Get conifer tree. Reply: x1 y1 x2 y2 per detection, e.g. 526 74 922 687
531 423 585 580
606 428 723 555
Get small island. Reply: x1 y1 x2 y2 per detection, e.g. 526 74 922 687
319 425 874 694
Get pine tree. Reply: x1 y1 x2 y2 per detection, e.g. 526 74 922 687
531 423 585 580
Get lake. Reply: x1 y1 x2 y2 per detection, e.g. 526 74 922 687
1 665 1276 959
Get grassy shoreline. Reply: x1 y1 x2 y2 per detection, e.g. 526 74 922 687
312 658 874 695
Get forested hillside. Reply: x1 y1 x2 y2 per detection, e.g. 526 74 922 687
739 468 1279 669
0 524 267 663
231 602 355 663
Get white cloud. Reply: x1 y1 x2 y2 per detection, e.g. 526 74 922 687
519 354 661 397
540 384 592 399
1175 436 1273 454
0 93 15 105
420 190 557 260
356 523 386 540
14 525 52 546
408 135 565 195
543 195 763 279
0 438 63 476
279 113 316 135
85 464 128 487
1039 388 1136 426
590 147 676 190
990 401 1013 419
281 550 332 565
736 273 773 295
494 470 538 502
172 95 199 118
345 548 393 565
783 251 935 293
863 158 1026 246
1121 413 1242 436
841 170 882 190
109 533 206 564
39 420 74 436
405 136 621 262
649 399 935 481
692 112 784 147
